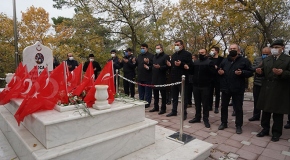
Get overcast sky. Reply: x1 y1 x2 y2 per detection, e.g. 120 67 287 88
1 0 179 23
1 0 76 22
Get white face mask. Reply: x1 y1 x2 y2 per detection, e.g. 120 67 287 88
111 54 115 57
69 57 74 60
174 46 180 52
209 51 215 57
89 58 94 62
271 48 279 56
156 49 161 54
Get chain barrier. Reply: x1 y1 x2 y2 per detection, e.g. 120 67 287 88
118 75 181 88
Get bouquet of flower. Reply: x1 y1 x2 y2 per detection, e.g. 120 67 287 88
57 91 87 106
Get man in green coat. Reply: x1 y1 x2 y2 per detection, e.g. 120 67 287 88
255 39 290 142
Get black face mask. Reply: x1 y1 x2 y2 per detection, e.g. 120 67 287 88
229 50 238 57
199 54 206 60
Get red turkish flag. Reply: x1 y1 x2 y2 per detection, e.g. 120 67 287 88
68 63 83 92
14 68 49 125
0 63 27 105
84 60 115 107
14 63 68 125
73 62 94 96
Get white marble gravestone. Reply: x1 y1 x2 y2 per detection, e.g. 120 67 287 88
23 41 53 75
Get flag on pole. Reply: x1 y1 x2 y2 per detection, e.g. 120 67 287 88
68 63 83 92
72 62 94 96
84 60 115 107
14 62 68 125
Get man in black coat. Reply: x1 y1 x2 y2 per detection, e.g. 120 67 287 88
218 44 253 134
109 49 122 89
209 46 224 113
149 44 170 114
135 43 154 108
255 39 290 142
166 40 193 120
66 53 79 71
120 48 136 98
83 54 102 80
188 49 216 128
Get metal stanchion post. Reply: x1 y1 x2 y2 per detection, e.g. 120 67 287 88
179 75 185 140
167 75 195 144
116 69 119 95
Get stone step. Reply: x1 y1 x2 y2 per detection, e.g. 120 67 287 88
5 98 146 149
0 106 157 160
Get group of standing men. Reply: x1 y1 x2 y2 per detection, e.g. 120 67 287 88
66 38 290 142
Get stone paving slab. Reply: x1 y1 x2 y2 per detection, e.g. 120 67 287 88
145 92 290 160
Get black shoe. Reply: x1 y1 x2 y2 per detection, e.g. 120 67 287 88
284 123 290 129
218 123 228 130
166 102 171 105
214 108 219 114
183 114 187 120
145 104 150 108
271 136 280 142
188 118 201 123
204 121 210 128
158 110 166 115
236 126 242 134
166 112 177 117
256 130 269 137
248 117 260 121
229 102 233 106
149 108 159 112
232 111 236 116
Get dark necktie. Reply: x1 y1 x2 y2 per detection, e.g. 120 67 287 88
274 56 277 61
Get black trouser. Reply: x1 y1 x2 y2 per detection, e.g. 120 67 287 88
288 114 290 123
166 88 171 104
252 85 261 119
153 89 166 111
187 83 193 104
123 75 135 98
209 81 220 109
221 92 244 127
193 86 210 122
261 111 284 137
171 83 188 115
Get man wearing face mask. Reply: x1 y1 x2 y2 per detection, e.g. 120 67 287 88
166 40 193 120
135 43 154 108
109 49 122 89
149 44 170 114
120 48 136 98
255 39 290 142
248 47 271 122
209 46 224 113
218 44 253 134
66 53 79 71
188 49 216 128
83 54 102 80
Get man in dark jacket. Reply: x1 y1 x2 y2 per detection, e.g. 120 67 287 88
149 44 170 114
120 48 136 98
188 49 216 128
166 40 193 120
109 49 122 89
83 54 102 80
135 43 154 108
209 46 224 113
218 44 253 134
255 39 290 142
248 47 271 121
66 53 79 71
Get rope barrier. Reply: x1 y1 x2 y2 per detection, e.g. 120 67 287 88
0 78 5 81
118 75 181 88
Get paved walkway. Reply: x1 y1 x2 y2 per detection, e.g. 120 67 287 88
145 92 290 160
